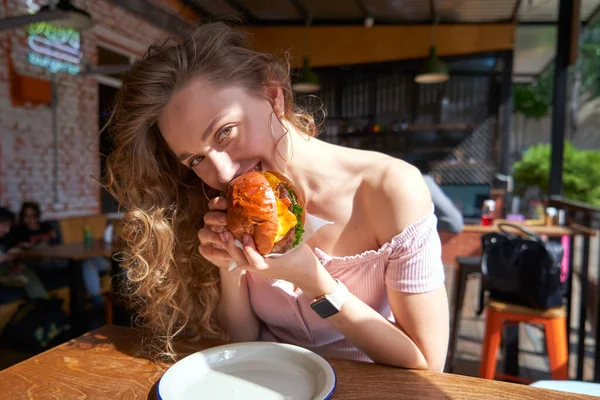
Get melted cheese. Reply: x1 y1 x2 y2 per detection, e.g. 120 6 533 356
275 199 298 242
263 171 281 189
263 172 298 242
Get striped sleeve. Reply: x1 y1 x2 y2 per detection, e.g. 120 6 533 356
384 212 445 293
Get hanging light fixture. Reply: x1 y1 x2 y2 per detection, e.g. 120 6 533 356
415 46 449 84
415 2 449 84
38 0 94 31
292 57 321 93
0 0 93 31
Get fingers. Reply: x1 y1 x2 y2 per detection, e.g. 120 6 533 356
241 234 268 270
213 231 269 272
204 211 227 226
204 210 227 233
221 231 252 268
199 245 231 264
198 228 223 248
208 196 227 211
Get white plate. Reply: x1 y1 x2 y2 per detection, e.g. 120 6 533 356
157 342 337 400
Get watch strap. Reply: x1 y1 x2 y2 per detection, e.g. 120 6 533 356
324 278 348 310
310 279 349 319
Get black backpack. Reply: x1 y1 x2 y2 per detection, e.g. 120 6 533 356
477 223 565 313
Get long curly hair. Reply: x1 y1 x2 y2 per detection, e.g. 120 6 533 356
102 22 318 360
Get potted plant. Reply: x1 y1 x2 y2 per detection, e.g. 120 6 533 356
512 141 600 207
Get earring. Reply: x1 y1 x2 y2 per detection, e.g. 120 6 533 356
270 112 277 141
201 181 210 202
269 112 293 163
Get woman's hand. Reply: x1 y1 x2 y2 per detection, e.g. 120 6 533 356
197 197 235 271
220 232 337 297
200 199 261 342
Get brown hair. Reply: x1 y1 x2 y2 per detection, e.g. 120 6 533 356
19 201 41 225
102 22 317 360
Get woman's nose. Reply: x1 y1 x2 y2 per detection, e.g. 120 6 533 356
208 152 238 186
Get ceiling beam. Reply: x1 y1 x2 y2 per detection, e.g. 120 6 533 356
246 18 518 26
511 0 522 23
181 0 215 20
583 3 600 26
106 0 194 34
223 0 257 22
355 0 371 19
244 24 515 68
158 0 203 21
429 0 436 21
287 0 309 21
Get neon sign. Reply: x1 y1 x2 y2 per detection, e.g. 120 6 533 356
26 22 82 75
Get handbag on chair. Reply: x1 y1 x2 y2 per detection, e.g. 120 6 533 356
476 223 565 314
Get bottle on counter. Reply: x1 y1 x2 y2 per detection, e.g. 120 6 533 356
103 222 114 245
545 207 558 226
83 225 93 247
481 199 496 226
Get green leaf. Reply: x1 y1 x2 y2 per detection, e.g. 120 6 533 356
288 189 305 248
512 141 600 206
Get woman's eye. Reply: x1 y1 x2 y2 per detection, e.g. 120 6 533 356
216 126 234 144
189 156 204 168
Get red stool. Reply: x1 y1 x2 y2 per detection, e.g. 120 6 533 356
479 300 568 383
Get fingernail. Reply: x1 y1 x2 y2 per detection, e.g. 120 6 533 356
243 234 250 245
220 232 230 243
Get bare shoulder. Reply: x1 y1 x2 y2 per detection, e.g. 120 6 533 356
360 156 433 246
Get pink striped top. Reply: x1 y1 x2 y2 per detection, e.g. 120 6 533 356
246 210 445 362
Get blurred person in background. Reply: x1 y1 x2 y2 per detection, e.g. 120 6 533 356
422 175 464 234
0 207 48 298
13 202 110 306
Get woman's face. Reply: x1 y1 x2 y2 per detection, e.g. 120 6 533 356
158 77 286 191
23 208 38 229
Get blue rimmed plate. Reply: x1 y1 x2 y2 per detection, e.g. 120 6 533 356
158 342 336 400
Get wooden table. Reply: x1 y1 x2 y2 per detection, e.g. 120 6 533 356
463 221 593 236
0 325 594 399
21 240 119 261
21 241 123 335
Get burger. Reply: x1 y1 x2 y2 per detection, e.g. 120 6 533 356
225 170 305 255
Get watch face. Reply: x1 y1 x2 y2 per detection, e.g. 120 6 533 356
310 298 339 319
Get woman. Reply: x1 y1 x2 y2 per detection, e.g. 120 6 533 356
104 23 449 371
14 202 60 248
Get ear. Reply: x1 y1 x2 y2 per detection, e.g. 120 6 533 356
264 85 285 117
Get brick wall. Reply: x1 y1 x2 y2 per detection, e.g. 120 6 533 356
0 0 170 219
440 231 482 267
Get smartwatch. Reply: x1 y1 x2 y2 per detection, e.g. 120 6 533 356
310 279 349 319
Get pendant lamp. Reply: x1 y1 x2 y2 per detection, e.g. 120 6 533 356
292 57 321 93
415 3 448 84
39 0 93 31
415 46 449 84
